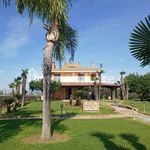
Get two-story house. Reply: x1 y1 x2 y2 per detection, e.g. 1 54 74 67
51 62 119 100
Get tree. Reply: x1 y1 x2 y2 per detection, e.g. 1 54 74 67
21 69 28 107
29 79 43 92
29 79 61 93
50 80 61 93
120 71 126 100
13 94 22 112
2 0 77 140
125 73 150 101
129 15 150 67
9 82 15 95
98 69 104 100
3 97 15 113
14 76 22 95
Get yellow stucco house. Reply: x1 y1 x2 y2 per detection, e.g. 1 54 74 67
51 62 119 100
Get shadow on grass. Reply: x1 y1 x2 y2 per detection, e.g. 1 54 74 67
23 101 32 107
91 132 147 150
51 119 68 136
0 119 41 143
2 109 42 117
120 133 147 150
0 118 69 144
91 132 130 150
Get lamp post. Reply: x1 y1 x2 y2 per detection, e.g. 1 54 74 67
131 103 134 119
143 101 146 113
60 103 64 115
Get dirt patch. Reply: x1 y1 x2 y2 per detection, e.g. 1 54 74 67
23 133 70 144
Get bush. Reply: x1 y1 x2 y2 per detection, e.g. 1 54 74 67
3 97 15 105
3 97 15 113
73 90 85 99
15 94 22 100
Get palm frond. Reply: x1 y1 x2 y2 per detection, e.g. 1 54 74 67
2 0 11 6
15 0 72 25
53 23 78 65
21 69 29 77
129 15 150 67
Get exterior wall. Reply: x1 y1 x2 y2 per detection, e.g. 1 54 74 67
51 72 96 83
53 86 82 100
54 87 66 99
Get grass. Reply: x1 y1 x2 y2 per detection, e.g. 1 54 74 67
1 100 116 117
120 100 150 115
0 118 149 150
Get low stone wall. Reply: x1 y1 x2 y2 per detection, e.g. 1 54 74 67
82 100 99 112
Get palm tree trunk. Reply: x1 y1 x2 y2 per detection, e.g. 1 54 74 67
15 85 18 95
16 83 20 95
99 73 101 100
59 60 62 69
125 84 129 100
21 77 26 107
41 24 59 140
94 83 99 100
18 84 20 95
12 88 15 95
120 75 125 100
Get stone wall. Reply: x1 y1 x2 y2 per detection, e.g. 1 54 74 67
82 100 99 112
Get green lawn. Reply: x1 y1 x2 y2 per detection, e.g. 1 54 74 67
0 118 149 150
120 100 150 115
1 100 116 117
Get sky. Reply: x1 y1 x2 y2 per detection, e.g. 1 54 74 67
0 0 150 91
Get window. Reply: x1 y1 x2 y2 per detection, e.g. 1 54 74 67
91 74 96 81
54 74 61 81
78 73 84 81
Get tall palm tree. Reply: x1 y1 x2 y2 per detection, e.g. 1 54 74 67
129 15 150 67
14 76 22 95
120 71 126 100
2 0 77 140
9 82 15 95
98 69 105 100
21 69 28 107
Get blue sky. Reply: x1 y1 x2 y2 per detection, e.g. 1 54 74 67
0 0 150 90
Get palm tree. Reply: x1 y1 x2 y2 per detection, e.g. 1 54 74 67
125 83 129 100
9 82 15 95
120 71 126 100
98 69 105 100
129 15 150 67
2 0 77 140
14 76 22 95
21 69 28 107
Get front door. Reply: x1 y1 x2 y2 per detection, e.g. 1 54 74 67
66 88 72 99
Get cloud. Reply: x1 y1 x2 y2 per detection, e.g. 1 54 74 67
0 16 31 58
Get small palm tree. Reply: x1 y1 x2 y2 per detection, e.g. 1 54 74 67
9 82 15 95
2 0 77 140
21 69 28 107
14 76 22 95
129 15 150 67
